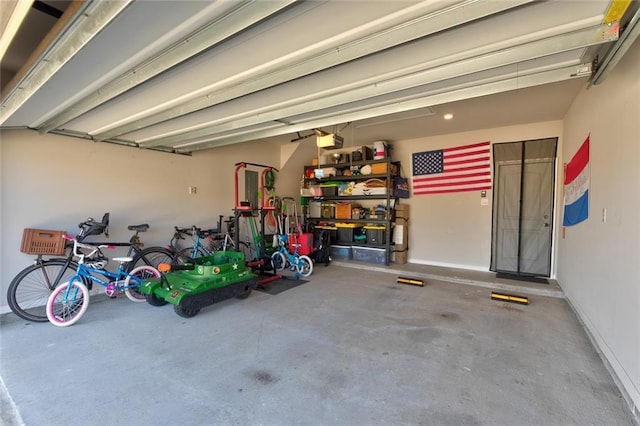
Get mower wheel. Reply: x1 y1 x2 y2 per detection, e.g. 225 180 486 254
145 293 168 307
174 304 200 318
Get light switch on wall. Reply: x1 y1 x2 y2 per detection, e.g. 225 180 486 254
189 186 197 195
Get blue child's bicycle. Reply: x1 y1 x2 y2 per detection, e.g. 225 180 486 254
46 234 160 327
271 234 313 279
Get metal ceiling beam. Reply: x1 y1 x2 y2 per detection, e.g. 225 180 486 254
137 22 617 148
34 0 297 134
0 0 32 62
591 5 640 85
92 0 535 142
0 1 132 125
173 63 589 153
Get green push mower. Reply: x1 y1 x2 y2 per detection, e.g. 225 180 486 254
138 251 258 318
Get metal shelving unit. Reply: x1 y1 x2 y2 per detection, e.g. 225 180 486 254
302 157 399 265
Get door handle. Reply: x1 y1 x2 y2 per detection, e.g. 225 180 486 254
543 223 549 227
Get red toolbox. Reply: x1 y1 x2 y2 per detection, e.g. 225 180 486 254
289 232 313 255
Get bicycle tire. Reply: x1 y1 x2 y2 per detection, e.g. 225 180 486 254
296 255 314 278
175 246 209 263
271 251 286 272
7 259 80 322
124 265 160 302
127 246 176 272
46 278 90 327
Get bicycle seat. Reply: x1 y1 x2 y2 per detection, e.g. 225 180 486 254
128 224 149 232
78 213 110 239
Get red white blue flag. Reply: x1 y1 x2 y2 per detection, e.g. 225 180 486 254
412 141 491 195
563 136 590 226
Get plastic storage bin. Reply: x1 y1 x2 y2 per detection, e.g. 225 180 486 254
329 245 352 260
364 226 386 245
336 223 363 244
20 228 66 255
352 246 386 264
309 201 322 218
321 202 335 219
320 185 339 197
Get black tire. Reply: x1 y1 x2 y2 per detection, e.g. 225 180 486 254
271 251 286 272
128 246 176 272
176 246 208 264
145 293 168 307
236 288 252 299
7 259 80 322
174 304 200 318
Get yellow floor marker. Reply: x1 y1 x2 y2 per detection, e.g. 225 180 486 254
397 277 424 286
491 292 529 305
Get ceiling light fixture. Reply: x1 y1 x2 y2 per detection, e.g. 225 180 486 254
443 113 454 120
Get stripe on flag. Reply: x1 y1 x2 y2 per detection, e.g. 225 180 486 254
563 136 590 226
411 141 491 195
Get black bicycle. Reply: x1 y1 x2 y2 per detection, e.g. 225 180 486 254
7 213 176 322
168 216 254 264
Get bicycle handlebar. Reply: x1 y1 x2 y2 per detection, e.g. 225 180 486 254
63 234 114 259
173 226 218 239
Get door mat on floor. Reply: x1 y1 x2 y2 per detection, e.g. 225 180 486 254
496 273 548 284
255 277 309 295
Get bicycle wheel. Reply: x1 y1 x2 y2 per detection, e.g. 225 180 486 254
176 246 209 263
128 246 175 271
124 266 160 302
7 259 79 322
296 255 314 278
271 251 286 272
46 278 90 327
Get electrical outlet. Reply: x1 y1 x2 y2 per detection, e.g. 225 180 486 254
189 186 197 195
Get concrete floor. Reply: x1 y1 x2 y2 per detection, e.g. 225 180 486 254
1 262 636 425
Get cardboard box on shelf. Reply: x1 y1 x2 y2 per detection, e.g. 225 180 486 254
335 203 359 219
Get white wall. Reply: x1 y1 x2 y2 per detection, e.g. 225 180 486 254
558 38 640 414
391 120 564 272
0 131 307 313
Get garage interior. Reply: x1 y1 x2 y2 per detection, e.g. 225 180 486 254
1 1 639 424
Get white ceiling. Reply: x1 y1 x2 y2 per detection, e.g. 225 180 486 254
1 0 638 154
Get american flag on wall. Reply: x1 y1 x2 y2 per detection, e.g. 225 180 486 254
412 141 492 195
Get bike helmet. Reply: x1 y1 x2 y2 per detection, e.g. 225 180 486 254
86 258 108 269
